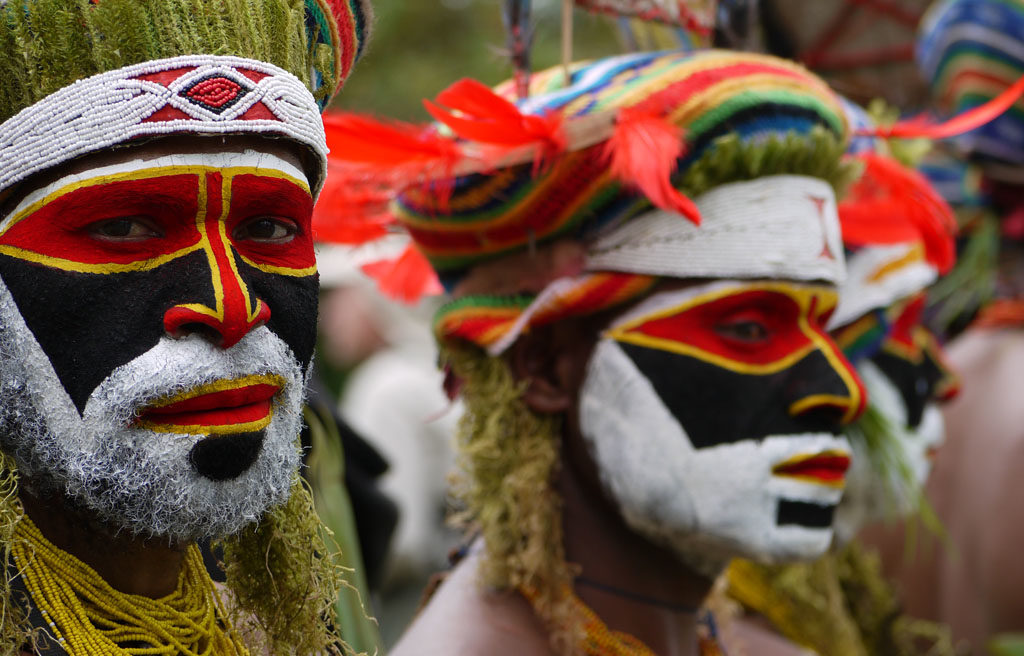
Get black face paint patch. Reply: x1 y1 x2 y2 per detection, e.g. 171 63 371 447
189 432 266 481
618 343 853 449
776 499 836 528
869 350 942 429
0 252 317 413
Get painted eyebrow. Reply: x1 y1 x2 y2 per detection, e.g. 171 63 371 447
56 187 198 220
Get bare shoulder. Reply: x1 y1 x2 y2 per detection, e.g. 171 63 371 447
724 616 818 656
389 553 556 656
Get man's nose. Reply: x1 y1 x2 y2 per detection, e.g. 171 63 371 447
163 223 270 349
786 335 867 427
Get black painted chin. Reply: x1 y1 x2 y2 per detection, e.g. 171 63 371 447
189 432 265 481
776 499 836 529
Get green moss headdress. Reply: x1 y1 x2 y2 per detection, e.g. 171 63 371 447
0 0 372 199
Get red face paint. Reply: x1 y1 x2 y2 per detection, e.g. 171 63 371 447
606 282 866 446
0 155 318 413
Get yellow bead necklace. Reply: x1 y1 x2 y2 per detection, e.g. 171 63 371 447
12 516 250 656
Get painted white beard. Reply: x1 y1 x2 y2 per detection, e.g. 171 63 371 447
833 360 944 544
578 338 849 574
0 281 304 542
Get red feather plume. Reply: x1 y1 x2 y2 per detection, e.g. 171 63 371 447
839 153 957 274
361 245 444 303
423 78 566 170
859 74 1024 140
604 107 700 225
322 112 463 179
312 179 395 244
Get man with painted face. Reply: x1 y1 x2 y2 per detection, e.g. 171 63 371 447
725 103 963 655
321 49 866 655
0 1 372 654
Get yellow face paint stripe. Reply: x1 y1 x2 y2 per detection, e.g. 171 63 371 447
605 282 836 376
216 174 263 324
610 331 820 375
867 244 926 283
0 242 204 274
236 252 317 277
802 317 863 424
136 412 274 436
143 374 286 409
1 165 309 239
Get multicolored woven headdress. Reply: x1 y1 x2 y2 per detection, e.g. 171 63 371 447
318 49 855 351
0 0 371 199
918 0 1024 167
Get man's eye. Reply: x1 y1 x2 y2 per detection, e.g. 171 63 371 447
715 320 771 343
88 217 162 242
234 217 298 243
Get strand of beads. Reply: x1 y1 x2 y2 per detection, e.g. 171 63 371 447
12 516 250 656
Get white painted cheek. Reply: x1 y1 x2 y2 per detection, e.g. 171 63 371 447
578 338 846 567
906 403 944 488
0 278 91 458
579 339 700 539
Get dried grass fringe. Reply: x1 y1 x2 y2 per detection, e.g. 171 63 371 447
443 342 583 655
0 0 317 122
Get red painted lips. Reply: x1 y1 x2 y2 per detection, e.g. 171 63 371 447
136 376 284 435
772 450 851 487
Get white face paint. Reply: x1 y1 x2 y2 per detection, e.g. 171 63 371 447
0 292 304 541
0 146 315 541
833 360 945 543
578 281 861 571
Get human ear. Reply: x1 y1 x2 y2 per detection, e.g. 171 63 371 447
507 323 580 415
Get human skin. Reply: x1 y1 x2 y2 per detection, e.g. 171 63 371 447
862 326 1024 649
0 135 311 600
392 279 860 656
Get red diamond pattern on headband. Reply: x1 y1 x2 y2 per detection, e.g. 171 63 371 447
180 75 248 115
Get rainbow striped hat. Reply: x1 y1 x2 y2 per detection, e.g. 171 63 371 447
918 0 1024 167
319 49 851 350
0 0 372 199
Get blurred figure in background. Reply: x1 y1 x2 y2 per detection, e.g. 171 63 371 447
317 244 460 644
862 0 1024 649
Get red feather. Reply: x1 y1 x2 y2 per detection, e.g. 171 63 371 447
604 107 700 225
860 74 1024 140
423 78 566 169
322 112 463 174
839 153 956 274
361 245 444 303
312 181 395 244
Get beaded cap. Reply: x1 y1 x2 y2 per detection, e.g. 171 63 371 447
0 0 372 198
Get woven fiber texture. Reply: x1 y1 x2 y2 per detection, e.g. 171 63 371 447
396 49 849 286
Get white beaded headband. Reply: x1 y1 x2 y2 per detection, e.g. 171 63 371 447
0 55 327 200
